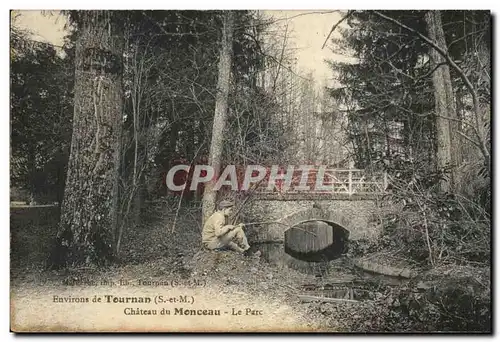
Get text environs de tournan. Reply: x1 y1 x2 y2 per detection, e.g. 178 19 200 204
53 295 263 316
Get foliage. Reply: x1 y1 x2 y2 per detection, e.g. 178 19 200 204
225 86 288 166
11 10 287 218
329 11 434 171
378 173 490 266
328 10 490 179
328 9 491 269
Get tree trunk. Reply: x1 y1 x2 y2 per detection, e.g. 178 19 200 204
186 121 194 159
424 10 458 191
27 146 37 205
52 11 124 267
133 171 146 226
202 11 234 224
168 122 180 161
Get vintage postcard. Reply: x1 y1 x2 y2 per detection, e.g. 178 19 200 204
10 9 491 333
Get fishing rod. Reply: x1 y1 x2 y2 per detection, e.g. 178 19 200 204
239 220 317 237
242 220 287 227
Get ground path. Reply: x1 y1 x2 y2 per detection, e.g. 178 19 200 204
11 262 331 332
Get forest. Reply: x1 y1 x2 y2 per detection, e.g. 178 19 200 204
10 10 491 333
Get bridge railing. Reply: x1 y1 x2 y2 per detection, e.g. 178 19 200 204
254 168 388 195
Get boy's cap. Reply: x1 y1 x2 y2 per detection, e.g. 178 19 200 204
219 200 235 209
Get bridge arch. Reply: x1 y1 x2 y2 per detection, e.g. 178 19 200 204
278 207 353 233
277 208 351 261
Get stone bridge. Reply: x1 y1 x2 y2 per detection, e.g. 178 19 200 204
243 195 383 244
241 169 389 244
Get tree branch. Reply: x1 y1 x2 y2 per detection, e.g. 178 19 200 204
322 11 354 50
371 11 476 105
272 22 289 92
457 130 482 150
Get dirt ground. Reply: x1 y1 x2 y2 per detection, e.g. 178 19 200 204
11 202 343 332
10 201 490 333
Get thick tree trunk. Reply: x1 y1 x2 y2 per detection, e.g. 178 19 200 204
202 11 234 224
53 11 124 267
424 10 458 191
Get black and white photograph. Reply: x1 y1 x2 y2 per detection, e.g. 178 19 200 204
9 9 492 333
